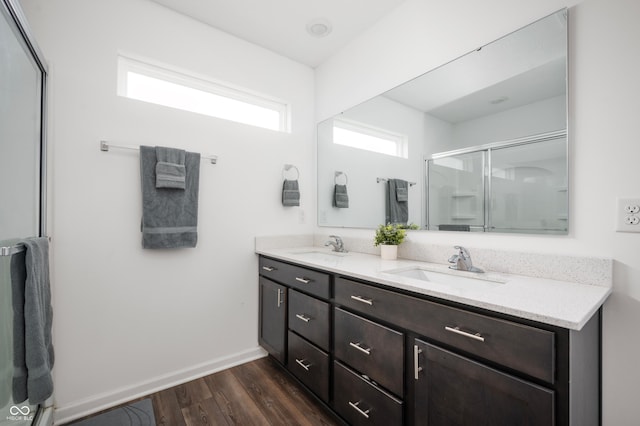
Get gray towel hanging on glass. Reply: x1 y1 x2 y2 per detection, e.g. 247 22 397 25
155 146 186 189
385 179 408 225
10 237 54 404
282 179 300 206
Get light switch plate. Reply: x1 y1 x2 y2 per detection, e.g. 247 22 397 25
616 198 640 232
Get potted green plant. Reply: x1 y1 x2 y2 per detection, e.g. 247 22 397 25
374 223 416 260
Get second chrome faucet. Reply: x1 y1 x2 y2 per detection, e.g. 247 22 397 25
448 245 483 273
325 235 347 253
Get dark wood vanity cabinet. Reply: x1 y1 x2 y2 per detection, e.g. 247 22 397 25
258 276 286 363
258 255 601 426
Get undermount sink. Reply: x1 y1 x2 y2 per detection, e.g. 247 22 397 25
382 266 506 292
288 249 348 262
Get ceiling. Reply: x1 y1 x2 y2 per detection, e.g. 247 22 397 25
149 0 407 68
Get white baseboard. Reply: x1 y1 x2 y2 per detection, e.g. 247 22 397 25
53 346 267 425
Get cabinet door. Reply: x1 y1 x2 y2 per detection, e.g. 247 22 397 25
414 339 554 426
259 277 286 363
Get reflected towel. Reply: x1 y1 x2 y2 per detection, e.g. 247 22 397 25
282 179 300 206
385 179 408 225
11 237 54 405
333 184 349 208
155 146 186 189
141 146 200 249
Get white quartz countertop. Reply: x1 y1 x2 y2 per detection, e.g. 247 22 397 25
256 247 612 331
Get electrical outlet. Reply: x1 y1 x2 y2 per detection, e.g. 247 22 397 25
616 198 640 232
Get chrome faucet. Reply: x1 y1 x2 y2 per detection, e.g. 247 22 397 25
325 235 347 253
448 246 483 273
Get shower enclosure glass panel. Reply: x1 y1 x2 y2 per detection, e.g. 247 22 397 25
427 151 485 231
0 3 42 239
490 137 567 233
1 0 47 424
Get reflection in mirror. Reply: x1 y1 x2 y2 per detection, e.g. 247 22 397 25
317 9 568 234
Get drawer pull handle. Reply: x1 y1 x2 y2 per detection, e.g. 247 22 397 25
414 345 423 380
295 314 311 323
295 277 311 284
277 289 284 307
350 295 373 305
295 358 311 371
261 266 275 272
445 326 485 342
349 341 371 355
348 401 370 419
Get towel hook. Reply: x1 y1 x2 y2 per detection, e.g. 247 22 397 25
335 171 348 185
283 164 300 180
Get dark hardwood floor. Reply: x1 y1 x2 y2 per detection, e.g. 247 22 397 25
67 357 341 425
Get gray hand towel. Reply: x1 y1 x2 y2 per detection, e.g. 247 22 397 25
155 146 186 189
385 179 408 225
0 252 14 407
11 237 54 405
141 146 200 249
282 179 300 206
333 184 349 208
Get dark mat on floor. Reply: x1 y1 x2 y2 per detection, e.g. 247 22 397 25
69 398 155 426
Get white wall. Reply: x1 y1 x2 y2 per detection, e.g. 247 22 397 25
316 0 640 424
20 0 315 422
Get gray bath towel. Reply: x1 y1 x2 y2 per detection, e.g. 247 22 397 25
141 145 200 249
0 251 14 407
155 146 186 189
333 184 349 208
282 179 300 206
385 179 408 225
11 237 54 405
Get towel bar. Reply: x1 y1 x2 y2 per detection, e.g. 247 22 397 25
377 177 416 186
1 244 25 257
100 140 218 164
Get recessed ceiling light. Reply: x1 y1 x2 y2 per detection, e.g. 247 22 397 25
489 96 509 105
306 18 332 38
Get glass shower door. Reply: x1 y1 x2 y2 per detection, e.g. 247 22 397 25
427 151 485 231
489 137 568 233
1 0 47 424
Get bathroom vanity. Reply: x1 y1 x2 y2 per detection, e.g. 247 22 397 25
257 246 610 426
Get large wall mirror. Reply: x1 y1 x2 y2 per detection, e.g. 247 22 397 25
317 9 568 234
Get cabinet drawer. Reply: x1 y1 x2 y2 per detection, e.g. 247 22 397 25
333 361 403 426
334 308 404 396
335 277 555 383
259 257 330 299
287 331 329 403
288 290 330 351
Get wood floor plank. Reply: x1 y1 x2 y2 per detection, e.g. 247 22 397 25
182 397 231 426
251 357 341 426
204 368 270 426
152 387 187 426
175 378 214 408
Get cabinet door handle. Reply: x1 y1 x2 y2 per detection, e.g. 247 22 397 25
444 326 485 342
349 341 371 355
295 314 311 323
350 295 373 305
414 344 423 380
295 358 311 371
277 289 283 307
262 266 275 272
295 277 311 284
348 401 370 419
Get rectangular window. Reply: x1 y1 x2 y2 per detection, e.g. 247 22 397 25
117 55 290 132
333 118 408 158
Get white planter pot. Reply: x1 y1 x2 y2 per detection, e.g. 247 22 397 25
380 244 398 260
